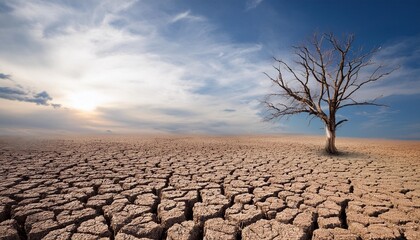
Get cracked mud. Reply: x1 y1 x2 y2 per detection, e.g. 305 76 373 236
0 136 419 240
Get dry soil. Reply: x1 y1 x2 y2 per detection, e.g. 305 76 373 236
0 135 419 240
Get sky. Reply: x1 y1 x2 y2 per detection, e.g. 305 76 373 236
0 0 419 139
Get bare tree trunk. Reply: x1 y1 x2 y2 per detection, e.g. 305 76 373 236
264 33 397 155
325 125 337 154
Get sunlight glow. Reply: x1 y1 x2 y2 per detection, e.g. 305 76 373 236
67 91 106 112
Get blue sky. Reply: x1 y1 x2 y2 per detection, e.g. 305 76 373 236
0 0 419 139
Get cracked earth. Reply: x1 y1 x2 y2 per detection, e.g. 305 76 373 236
0 136 419 240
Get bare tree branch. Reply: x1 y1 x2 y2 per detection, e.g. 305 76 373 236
335 119 348 128
262 33 397 154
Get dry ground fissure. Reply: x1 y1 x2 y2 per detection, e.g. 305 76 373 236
0 136 419 240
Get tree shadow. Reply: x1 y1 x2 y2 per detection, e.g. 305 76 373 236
316 148 369 160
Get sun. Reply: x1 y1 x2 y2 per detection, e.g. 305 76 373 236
67 91 105 112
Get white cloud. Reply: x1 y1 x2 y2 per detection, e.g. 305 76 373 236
0 0 277 135
170 10 205 23
355 107 399 129
265 35 420 107
1 1 417 136
246 0 264 10
350 37 420 101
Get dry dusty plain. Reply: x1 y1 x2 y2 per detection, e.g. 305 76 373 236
0 135 419 240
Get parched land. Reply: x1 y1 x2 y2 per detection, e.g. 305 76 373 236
0 135 419 240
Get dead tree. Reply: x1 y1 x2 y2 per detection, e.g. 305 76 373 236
263 33 397 154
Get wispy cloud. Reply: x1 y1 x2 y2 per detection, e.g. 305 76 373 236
356 107 399 129
0 72 59 107
267 35 420 105
353 36 420 100
0 87 52 106
170 10 205 23
0 0 418 136
0 0 275 134
246 0 264 10
0 73 11 79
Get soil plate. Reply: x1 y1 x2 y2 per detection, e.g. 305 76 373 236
0 135 419 239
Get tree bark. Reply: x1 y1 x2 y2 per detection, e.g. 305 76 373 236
264 33 396 155
325 126 337 154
